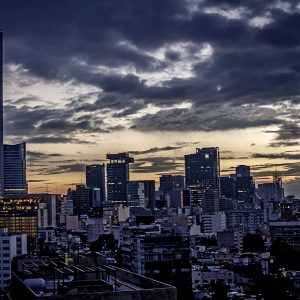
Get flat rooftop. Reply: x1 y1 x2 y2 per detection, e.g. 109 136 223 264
11 258 176 300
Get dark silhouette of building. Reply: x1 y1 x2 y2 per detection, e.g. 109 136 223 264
0 32 4 197
3 142 27 197
106 153 134 205
236 165 250 177
67 185 91 216
220 176 235 199
121 225 192 300
185 147 220 208
140 180 156 210
273 171 284 201
257 183 276 202
86 164 106 206
127 181 145 208
235 165 255 205
159 174 185 191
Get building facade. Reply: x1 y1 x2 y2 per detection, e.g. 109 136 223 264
185 147 220 209
3 142 27 197
86 164 106 206
0 228 27 289
106 153 134 205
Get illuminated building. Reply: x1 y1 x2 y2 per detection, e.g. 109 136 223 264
0 197 40 238
3 142 27 197
106 153 134 205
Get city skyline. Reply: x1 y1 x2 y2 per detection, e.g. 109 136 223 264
1 1 300 195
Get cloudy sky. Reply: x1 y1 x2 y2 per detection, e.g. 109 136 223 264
2 0 300 195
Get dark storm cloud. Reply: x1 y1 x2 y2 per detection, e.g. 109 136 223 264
27 179 47 183
27 151 63 163
275 123 300 140
252 152 300 160
131 157 183 174
28 136 96 145
36 163 86 175
129 144 191 156
269 141 300 147
2 0 300 136
131 106 282 131
4 103 106 142
251 161 300 178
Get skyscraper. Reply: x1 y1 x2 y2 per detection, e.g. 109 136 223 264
67 184 91 216
235 165 255 205
3 142 27 197
0 32 4 197
86 164 106 206
106 153 134 205
185 147 220 209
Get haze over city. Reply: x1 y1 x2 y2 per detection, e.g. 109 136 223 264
1 0 300 195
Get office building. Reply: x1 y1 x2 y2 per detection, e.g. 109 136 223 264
235 165 255 205
185 147 220 208
0 197 40 238
0 228 27 289
257 183 276 202
67 185 91 216
236 165 250 177
106 153 134 205
139 180 155 210
168 189 190 208
0 32 4 197
127 181 145 208
86 164 106 206
29 193 58 227
159 174 185 191
273 171 284 201
3 142 27 197
220 176 236 200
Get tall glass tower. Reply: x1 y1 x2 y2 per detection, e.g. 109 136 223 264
3 142 27 196
185 147 220 209
106 153 134 205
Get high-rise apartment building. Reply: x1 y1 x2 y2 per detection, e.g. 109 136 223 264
86 164 106 206
106 153 134 205
185 147 220 208
0 228 27 289
3 142 27 197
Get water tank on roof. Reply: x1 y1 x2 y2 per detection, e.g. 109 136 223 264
24 278 46 290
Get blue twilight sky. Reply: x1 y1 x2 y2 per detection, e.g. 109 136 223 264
1 0 300 195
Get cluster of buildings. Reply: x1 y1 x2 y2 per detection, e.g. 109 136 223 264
1 32 300 299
